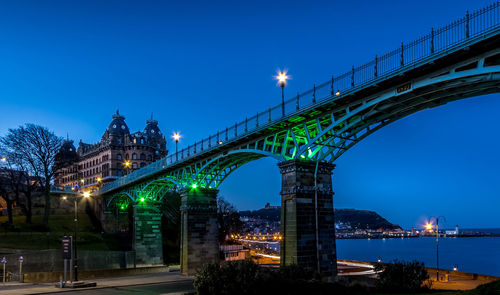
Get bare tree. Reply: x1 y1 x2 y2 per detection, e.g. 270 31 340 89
0 152 39 224
0 172 16 224
217 196 243 243
1 124 63 226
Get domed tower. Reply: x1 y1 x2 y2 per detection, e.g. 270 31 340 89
55 139 79 169
144 115 167 155
54 139 79 186
102 110 130 144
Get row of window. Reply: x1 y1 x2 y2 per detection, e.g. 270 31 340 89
116 153 151 161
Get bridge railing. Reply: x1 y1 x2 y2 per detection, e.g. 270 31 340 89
100 2 500 194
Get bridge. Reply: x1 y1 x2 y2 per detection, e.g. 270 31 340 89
94 3 500 279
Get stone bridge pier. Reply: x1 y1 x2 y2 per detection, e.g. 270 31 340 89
180 187 219 275
278 159 337 280
133 203 164 266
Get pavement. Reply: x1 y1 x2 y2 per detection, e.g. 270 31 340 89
426 269 494 291
0 271 194 295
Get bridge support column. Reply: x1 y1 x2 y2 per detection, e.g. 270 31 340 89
134 203 163 266
278 159 337 280
180 188 219 275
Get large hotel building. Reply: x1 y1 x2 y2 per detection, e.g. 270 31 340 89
54 111 168 191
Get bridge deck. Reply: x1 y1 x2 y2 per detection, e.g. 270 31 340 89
98 2 500 195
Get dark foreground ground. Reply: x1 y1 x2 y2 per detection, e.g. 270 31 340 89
41 281 194 295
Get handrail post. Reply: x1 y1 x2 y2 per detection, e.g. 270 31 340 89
296 92 300 111
201 139 204 151
268 107 271 123
225 128 228 141
217 131 219 144
330 77 334 96
400 42 404 66
313 84 316 103
430 28 435 54
234 122 237 137
351 65 355 87
374 55 378 77
256 112 259 127
466 10 470 38
245 118 248 132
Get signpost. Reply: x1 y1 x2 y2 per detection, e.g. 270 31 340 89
1 256 6 283
62 236 73 285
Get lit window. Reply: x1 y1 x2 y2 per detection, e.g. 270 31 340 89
132 154 137 160
117 154 122 160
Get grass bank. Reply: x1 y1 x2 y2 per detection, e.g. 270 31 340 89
0 215 123 250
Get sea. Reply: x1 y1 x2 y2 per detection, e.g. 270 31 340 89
336 229 500 277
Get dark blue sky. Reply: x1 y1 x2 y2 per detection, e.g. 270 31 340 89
0 0 498 228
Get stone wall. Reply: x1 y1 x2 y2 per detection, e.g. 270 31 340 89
0 249 135 273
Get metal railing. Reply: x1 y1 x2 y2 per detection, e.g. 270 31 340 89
100 2 500 194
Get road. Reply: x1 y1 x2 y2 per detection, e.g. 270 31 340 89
41 281 194 295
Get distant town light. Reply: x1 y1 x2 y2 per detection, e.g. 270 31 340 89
335 90 341 96
1 157 6 162
425 223 433 231
82 192 90 198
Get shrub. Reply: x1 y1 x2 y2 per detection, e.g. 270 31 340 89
374 260 430 292
194 260 371 295
194 260 262 295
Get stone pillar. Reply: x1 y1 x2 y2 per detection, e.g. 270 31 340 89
278 159 337 280
180 188 219 275
134 203 163 266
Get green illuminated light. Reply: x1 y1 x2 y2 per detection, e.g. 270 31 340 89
191 183 197 189
120 205 125 210
140 197 145 202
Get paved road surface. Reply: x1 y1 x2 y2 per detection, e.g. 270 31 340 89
40 281 194 295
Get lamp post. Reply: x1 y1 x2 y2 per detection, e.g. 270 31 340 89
123 161 131 175
73 191 90 282
276 71 288 117
428 216 446 281
172 132 181 161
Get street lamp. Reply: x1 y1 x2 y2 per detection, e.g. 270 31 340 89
172 132 181 161
123 161 131 175
276 71 288 117
71 191 90 282
428 216 446 281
